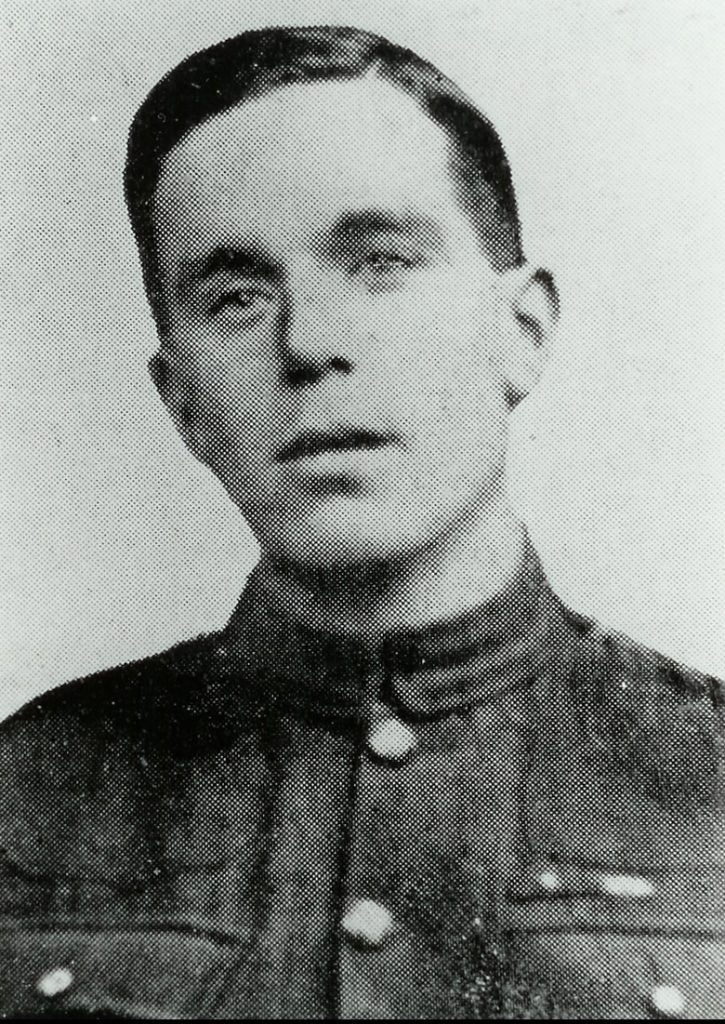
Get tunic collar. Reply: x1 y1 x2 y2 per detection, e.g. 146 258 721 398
221 543 568 720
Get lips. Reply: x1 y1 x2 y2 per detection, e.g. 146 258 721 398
276 426 397 463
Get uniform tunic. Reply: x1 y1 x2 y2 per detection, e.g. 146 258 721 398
0 553 723 1018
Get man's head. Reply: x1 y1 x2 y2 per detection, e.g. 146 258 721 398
125 26 558 569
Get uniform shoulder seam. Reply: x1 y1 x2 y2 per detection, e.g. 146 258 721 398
2 628 225 729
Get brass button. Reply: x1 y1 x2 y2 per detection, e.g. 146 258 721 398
650 984 685 1016
367 718 417 762
536 869 561 892
341 899 395 948
600 873 655 899
36 967 74 998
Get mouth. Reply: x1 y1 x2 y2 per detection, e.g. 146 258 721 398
276 426 398 463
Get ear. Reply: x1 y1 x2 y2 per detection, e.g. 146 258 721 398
148 348 210 464
499 265 559 406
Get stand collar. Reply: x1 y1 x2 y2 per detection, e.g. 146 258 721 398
222 544 567 720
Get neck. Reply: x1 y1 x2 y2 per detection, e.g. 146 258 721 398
255 498 527 639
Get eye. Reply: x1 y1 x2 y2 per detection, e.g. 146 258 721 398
351 248 426 289
366 251 406 268
359 250 416 272
207 288 274 325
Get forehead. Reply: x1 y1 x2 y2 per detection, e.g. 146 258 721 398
153 76 469 246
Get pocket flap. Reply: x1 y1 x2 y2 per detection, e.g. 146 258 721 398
502 862 725 936
0 924 234 1019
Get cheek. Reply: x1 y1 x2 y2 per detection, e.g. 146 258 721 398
173 347 281 452
382 296 506 435
417 368 507 458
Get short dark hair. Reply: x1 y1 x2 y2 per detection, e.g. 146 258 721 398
124 25 524 326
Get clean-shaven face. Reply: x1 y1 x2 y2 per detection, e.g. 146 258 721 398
152 76 520 568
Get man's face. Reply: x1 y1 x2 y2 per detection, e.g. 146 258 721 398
152 77 529 568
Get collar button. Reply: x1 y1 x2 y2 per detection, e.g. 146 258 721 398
367 717 418 763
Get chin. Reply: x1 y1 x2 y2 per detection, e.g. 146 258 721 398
252 499 444 571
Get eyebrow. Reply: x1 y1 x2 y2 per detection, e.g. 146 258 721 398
176 245 280 296
325 210 446 248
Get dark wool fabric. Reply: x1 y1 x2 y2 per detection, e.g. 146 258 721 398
1 554 723 1018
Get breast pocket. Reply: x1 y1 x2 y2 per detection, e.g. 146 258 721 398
496 862 725 1020
0 923 239 1019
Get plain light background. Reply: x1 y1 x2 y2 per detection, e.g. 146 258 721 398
1 0 724 720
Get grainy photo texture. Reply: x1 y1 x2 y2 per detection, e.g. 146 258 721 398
0 2 724 1019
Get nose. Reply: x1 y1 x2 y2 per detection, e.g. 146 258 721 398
278 271 354 388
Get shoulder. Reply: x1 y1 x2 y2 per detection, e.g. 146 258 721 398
0 628 258 884
546 600 721 711
518 604 725 879
0 628 238 779
563 607 724 737
539 603 724 814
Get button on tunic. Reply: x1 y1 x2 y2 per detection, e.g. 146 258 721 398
36 967 74 999
341 900 395 948
650 984 686 1017
366 718 418 762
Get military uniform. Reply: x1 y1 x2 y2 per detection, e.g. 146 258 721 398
1 551 723 1019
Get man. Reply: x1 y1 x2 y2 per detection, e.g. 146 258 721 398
0 25 722 1019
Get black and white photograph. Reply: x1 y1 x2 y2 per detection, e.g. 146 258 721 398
1 0 724 1018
